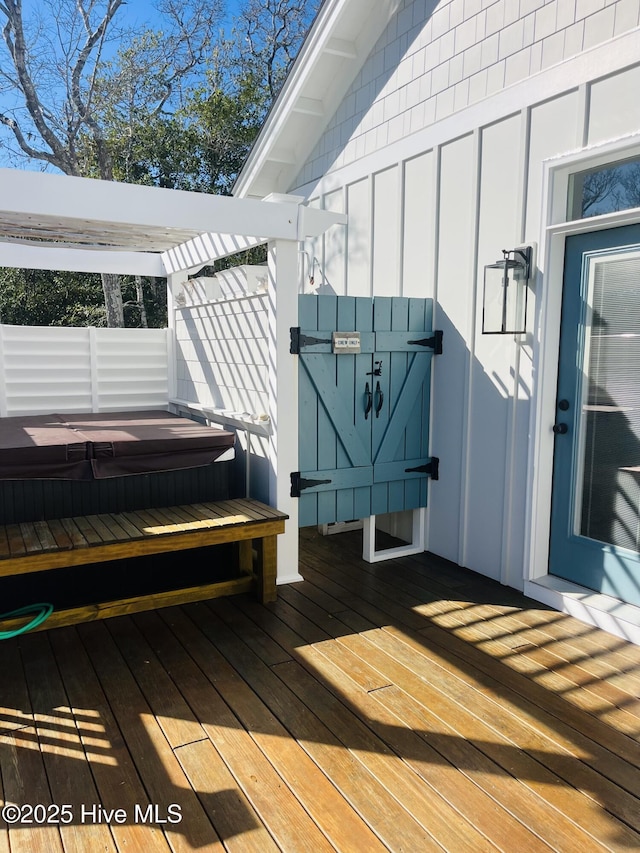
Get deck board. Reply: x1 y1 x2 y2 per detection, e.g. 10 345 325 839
1 528 640 851
48 627 172 853
137 608 357 853
18 633 117 853
77 620 221 852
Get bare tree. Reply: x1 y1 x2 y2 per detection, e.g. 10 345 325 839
620 163 640 210
580 166 623 217
0 0 220 325
238 0 319 100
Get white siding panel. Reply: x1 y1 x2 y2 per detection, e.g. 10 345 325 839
372 166 401 295
402 151 435 299
346 178 371 297
322 189 346 295
466 114 522 580
303 197 324 293
429 134 476 565
525 92 581 236
588 64 640 145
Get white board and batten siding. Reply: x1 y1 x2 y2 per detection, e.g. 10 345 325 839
0 325 170 417
291 0 640 590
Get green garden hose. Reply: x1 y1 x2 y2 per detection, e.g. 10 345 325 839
0 603 54 639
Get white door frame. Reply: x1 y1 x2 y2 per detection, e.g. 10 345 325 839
525 134 640 643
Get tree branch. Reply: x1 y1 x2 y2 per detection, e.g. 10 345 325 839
69 0 124 177
0 111 59 165
0 0 74 171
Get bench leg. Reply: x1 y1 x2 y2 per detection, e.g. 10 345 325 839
238 539 253 575
256 535 277 604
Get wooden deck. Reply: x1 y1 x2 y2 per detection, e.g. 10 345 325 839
1 526 640 852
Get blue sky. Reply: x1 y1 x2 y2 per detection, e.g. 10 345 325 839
119 0 241 31
0 1 284 170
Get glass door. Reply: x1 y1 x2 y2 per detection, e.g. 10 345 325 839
550 225 640 605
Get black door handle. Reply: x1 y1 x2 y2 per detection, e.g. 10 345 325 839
553 423 568 434
374 381 384 418
364 382 372 419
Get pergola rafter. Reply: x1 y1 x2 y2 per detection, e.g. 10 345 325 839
0 169 346 275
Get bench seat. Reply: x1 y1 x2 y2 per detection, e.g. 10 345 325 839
0 499 288 633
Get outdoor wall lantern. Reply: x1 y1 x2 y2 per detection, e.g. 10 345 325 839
482 246 532 335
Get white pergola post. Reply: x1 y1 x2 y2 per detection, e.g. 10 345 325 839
268 238 301 583
167 271 188 401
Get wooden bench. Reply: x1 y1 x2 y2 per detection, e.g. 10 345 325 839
0 499 288 633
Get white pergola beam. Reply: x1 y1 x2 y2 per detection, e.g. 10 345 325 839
299 206 347 238
0 242 165 276
0 169 301 242
0 170 347 277
163 206 347 274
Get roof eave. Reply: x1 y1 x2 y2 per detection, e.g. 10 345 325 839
234 0 403 200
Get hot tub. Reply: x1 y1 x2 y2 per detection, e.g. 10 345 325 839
0 410 236 523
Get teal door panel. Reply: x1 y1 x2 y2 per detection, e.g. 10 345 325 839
299 353 371 467
550 224 640 605
295 295 439 527
373 351 432 464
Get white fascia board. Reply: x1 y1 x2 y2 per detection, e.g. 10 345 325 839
0 242 164 276
0 169 300 239
234 0 403 199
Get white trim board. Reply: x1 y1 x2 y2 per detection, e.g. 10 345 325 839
525 577 640 646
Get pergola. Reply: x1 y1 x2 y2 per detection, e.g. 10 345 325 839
0 168 347 581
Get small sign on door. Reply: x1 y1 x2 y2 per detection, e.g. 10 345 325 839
332 331 361 354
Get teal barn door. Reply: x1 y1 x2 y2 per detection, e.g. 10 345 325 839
292 295 440 527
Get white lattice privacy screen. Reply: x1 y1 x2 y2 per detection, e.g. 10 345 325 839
0 325 170 416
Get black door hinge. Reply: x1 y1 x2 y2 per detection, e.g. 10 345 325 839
405 457 439 480
290 471 333 497
407 329 443 354
290 327 330 354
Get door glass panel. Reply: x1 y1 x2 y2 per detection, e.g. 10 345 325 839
568 155 640 220
577 252 640 551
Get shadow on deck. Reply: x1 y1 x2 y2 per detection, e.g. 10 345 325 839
1 527 640 852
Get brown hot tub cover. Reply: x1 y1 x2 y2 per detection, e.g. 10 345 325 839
0 411 235 480
0 413 90 480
